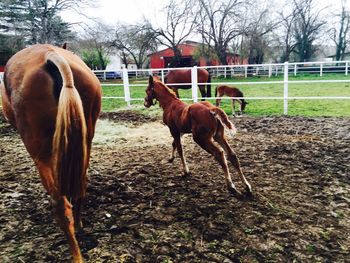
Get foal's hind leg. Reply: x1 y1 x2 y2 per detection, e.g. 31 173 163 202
171 132 190 176
214 130 252 195
192 133 241 195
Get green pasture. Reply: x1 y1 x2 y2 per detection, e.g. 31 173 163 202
101 73 350 117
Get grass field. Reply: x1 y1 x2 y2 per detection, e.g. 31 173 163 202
101 73 350 117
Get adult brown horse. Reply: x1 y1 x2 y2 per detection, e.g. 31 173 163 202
0 44 102 262
164 68 211 100
215 85 248 116
144 76 252 197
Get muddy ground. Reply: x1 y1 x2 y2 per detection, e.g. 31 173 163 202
0 111 349 263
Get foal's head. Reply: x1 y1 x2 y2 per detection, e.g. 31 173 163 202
144 76 177 108
144 76 158 108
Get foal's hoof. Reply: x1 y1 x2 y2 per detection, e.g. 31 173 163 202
168 157 175 163
227 187 244 199
244 189 254 199
183 171 191 177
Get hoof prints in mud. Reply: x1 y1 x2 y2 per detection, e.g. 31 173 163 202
0 111 349 262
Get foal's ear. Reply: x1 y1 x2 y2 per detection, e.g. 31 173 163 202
148 75 154 86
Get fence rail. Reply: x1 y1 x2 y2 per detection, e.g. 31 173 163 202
95 60 350 115
1 61 349 115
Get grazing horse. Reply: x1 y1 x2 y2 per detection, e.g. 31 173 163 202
0 44 102 262
215 85 248 116
144 76 252 197
164 68 211 100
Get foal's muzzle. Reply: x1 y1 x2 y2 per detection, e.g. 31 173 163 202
144 97 156 108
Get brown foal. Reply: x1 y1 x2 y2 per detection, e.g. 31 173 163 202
144 76 252 197
215 85 248 116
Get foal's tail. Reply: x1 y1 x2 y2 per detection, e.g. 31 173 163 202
211 107 237 137
47 50 88 199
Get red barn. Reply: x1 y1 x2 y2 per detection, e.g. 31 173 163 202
148 41 246 68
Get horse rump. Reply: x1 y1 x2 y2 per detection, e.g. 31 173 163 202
48 51 88 199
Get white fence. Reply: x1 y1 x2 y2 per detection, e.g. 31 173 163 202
1 61 349 115
97 60 350 115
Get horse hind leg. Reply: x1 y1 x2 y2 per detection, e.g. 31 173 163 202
199 85 206 101
192 133 241 196
52 195 83 262
73 198 84 230
213 129 252 196
36 161 83 262
172 88 180 98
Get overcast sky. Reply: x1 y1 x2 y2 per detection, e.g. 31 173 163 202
61 0 345 29
62 0 164 26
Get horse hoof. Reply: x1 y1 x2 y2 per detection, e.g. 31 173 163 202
168 157 175 163
75 221 84 233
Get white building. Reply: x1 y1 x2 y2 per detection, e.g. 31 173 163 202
106 53 137 71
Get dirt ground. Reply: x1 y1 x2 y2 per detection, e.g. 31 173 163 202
0 111 349 263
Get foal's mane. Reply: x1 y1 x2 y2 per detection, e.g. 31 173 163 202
154 79 178 98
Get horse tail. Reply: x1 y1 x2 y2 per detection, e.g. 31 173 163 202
207 72 211 98
47 51 88 199
211 107 237 137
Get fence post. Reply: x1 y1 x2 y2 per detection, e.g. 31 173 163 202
224 67 227 78
123 68 131 107
268 65 272 77
284 62 289 115
244 66 248 78
191 66 198 103
320 63 323 77
103 71 106 81
294 64 297 76
161 69 164 82
275 66 278 76
345 62 348 76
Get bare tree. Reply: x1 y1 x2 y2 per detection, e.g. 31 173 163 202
145 0 197 67
292 0 326 62
329 0 350 61
111 23 157 69
244 6 280 64
278 5 298 62
197 0 245 65
75 22 114 70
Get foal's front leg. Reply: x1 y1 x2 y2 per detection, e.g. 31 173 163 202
171 132 190 176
